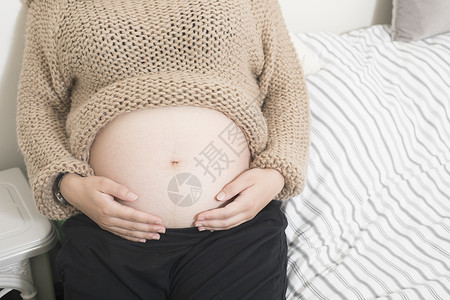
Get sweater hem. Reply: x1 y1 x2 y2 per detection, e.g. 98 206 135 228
66 72 269 165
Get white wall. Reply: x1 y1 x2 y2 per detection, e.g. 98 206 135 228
0 0 393 178
0 1 27 176
279 0 392 34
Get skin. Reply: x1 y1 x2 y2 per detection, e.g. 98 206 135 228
60 167 285 242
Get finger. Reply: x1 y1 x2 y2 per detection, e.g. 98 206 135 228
118 234 147 243
107 225 161 241
97 177 139 202
109 217 166 234
196 201 250 228
215 172 253 202
112 202 164 225
198 196 247 221
198 212 249 231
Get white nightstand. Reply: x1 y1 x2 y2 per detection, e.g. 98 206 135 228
0 168 57 300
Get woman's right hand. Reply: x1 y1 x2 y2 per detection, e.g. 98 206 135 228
59 173 166 243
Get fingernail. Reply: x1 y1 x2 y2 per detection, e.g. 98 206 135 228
196 223 203 227
127 191 138 201
198 227 206 231
155 220 163 225
152 234 160 240
139 239 146 243
216 191 226 200
157 228 166 234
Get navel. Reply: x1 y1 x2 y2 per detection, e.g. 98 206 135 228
169 159 181 167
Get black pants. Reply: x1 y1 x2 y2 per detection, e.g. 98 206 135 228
56 200 288 300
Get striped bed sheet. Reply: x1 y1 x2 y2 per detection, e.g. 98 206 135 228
284 24 450 300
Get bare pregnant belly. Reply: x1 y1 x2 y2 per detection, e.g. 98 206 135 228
89 106 251 228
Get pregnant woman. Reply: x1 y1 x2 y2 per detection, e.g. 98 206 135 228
16 0 310 299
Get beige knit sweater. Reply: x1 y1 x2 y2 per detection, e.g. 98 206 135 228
17 0 310 220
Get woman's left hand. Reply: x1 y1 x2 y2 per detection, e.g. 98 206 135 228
194 167 285 231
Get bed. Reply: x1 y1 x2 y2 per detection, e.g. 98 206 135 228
283 23 450 300
3 1 449 299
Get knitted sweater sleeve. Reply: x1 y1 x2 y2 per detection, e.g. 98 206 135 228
249 0 311 200
16 0 94 220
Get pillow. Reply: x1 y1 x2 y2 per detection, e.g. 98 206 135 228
391 0 450 42
288 31 326 76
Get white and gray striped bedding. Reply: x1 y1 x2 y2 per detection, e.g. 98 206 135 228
284 24 450 300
